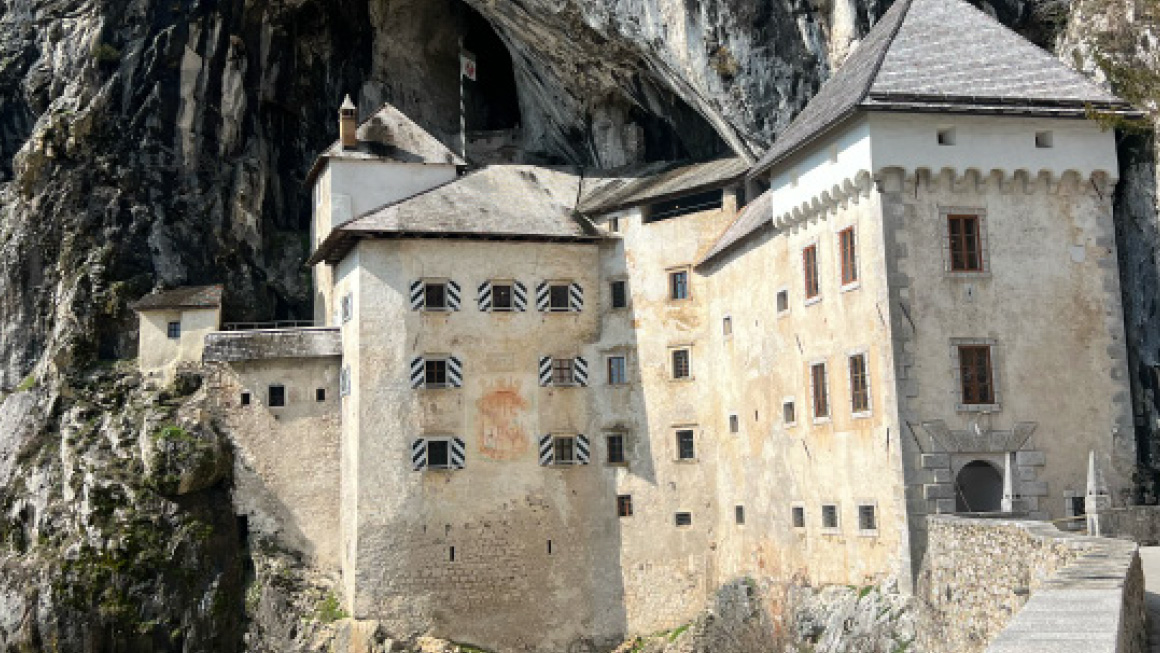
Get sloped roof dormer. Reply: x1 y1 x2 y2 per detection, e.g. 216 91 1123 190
749 0 1139 178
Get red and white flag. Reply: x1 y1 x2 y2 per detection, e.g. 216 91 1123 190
460 51 477 81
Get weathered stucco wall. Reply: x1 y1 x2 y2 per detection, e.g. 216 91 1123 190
918 515 1144 653
137 307 221 382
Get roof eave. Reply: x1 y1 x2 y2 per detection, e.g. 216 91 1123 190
306 230 605 268
748 109 861 181
582 173 749 217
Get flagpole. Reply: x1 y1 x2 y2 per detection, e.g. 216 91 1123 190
459 36 467 161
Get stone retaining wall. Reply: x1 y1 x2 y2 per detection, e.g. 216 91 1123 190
917 514 1144 653
1099 505 1160 545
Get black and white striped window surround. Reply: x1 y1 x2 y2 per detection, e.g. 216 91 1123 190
409 356 464 389
409 279 461 312
477 280 528 312
535 281 584 312
411 437 466 471
538 356 589 387
538 434 590 466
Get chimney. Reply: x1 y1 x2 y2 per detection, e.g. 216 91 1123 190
340 95 358 150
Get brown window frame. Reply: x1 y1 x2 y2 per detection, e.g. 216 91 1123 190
803 245 820 299
617 494 633 517
849 353 871 414
607 356 627 385
810 363 829 419
948 214 984 272
669 269 690 301
958 345 995 405
551 358 576 386
839 227 858 286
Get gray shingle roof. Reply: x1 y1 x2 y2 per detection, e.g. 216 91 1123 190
308 165 601 265
131 285 223 311
306 103 466 184
751 0 1136 176
697 189 773 266
578 157 749 216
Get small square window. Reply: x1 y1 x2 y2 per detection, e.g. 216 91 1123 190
554 436 577 465
268 385 286 408
617 494 633 517
723 316 733 337
676 429 695 460
424 283 448 310
669 269 690 300
675 512 692 527
610 280 628 309
426 359 449 387
427 440 451 469
937 127 956 146
607 356 627 385
821 504 839 530
792 505 806 529
777 290 789 315
315 388 326 402
735 505 745 525
728 414 740 434
671 348 691 380
167 321 181 339
783 400 797 426
492 284 514 311
1035 131 1053 148
240 391 251 407
606 433 626 464
858 505 877 531
548 284 571 311
552 358 576 386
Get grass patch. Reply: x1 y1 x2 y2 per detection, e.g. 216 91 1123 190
313 591 347 623
15 374 36 392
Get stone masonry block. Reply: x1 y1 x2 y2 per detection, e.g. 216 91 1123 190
931 468 952 484
924 484 954 500
1020 481 1049 497
1017 467 1037 482
921 453 950 469
1015 451 1045 467
934 499 956 514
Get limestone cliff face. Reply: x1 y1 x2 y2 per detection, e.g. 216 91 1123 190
0 0 1148 650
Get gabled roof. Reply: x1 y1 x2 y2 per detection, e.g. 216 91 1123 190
697 190 773 266
131 285 223 311
306 103 466 184
751 0 1138 177
578 157 748 216
307 166 601 265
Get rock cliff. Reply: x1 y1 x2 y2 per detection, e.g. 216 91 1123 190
0 0 1153 650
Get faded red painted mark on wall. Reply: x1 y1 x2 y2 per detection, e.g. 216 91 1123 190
476 380 529 460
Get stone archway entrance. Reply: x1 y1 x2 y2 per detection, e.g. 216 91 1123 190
955 460 1004 512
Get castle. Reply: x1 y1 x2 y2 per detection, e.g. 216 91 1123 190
131 0 1143 649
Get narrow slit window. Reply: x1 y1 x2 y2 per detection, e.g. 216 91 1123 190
783 400 796 425
777 289 789 314
723 316 733 337
803 245 820 300
735 505 745 525
792 506 806 529
839 227 858 286
729 414 740 433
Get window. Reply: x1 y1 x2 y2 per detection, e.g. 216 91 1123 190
937 127 956 146
675 512 693 527
669 269 690 300
1035 131 1053 148
676 428 695 460
240 391 251 406
849 354 871 415
958 345 995 405
554 436 577 465
610 280 628 309
792 505 806 529
315 388 326 402
803 245 819 300
646 189 723 223
548 284 571 311
606 433 626 464
722 316 733 337
340 294 353 323
609 217 620 233
810 363 829 420
777 289 789 315
858 504 877 532
783 400 796 426
607 356 627 385
728 414 740 434
552 358 576 386
839 227 858 286
671 348 691 380
424 282 448 310
339 367 351 397
948 214 983 272
492 284 514 311
617 494 633 517
268 385 286 407
1070 496 1086 517
735 505 745 525
427 440 451 469
821 504 839 530
167 321 181 339
425 359 449 387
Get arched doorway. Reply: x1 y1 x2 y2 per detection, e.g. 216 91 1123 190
955 460 1004 513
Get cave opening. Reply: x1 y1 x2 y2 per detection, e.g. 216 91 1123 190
460 4 521 133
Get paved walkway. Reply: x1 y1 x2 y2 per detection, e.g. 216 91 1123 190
1140 546 1160 652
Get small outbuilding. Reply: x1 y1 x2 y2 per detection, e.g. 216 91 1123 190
131 284 223 382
